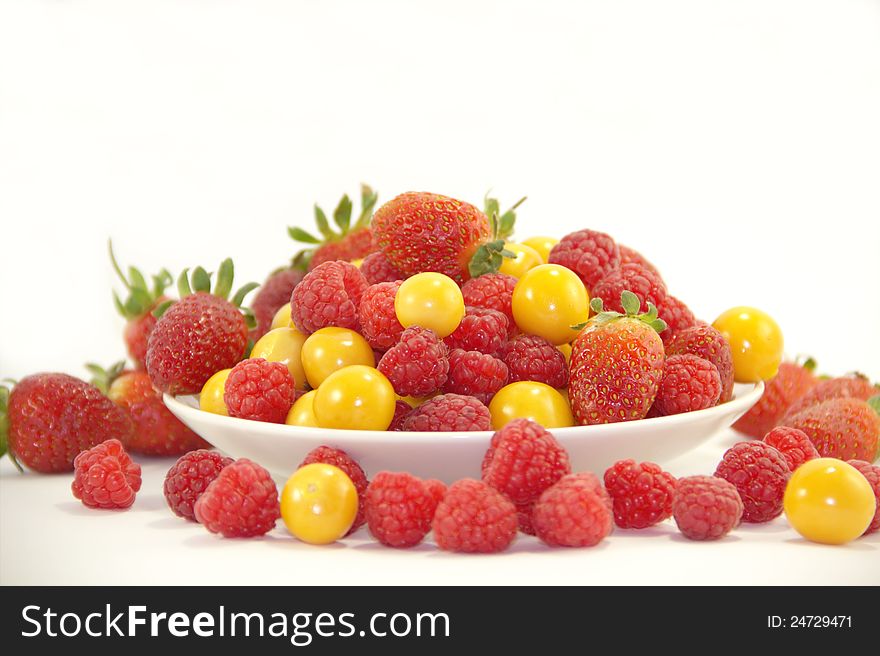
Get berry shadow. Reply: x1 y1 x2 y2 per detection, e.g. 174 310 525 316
54 501 136 517
350 541 435 554
134 494 168 512
612 523 677 538
782 537 876 551
146 517 196 530
667 533 742 544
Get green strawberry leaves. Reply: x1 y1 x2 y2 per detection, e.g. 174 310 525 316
573 290 668 334
868 394 880 418
467 193 527 278
85 361 126 396
0 384 24 472
484 194 526 242
109 240 173 320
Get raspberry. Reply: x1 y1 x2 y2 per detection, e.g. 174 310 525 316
618 244 661 278
548 229 620 290
460 273 518 335
672 475 743 540
532 473 613 547
194 459 280 537
500 334 569 388
300 446 369 535
163 449 234 520
515 502 537 535
443 306 509 356
714 442 790 523
358 281 405 350
250 268 304 341
481 418 571 509
377 326 449 397
388 400 413 431
846 460 879 535
655 295 697 344
433 479 518 553
603 459 677 529
425 479 447 506
652 354 722 416
360 251 405 284
763 426 820 472
223 358 295 424
402 394 492 432
592 263 667 314
71 439 142 510
441 349 508 405
665 324 734 403
364 471 440 548
290 261 369 334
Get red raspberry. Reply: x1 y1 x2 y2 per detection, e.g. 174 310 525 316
163 449 234 520
364 471 440 547
290 261 369 334
672 475 743 540
655 295 697 344
714 442 790 523
532 472 613 547
402 394 492 432
783 374 878 422
443 306 509 356
358 281 404 350
300 446 369 535
377 326 449 397
460 273 518 335
665 324 734 403
762 426 819 472
194 458 280 537
442 349 508 405
388 400 413 431
223 358 295 424
360 251 405 284
548 229 620 290
500 334 569 388
71 439 142 510
433 479 518 553
425 479 447 506
846 460 879 535
734 361 818 438
652 354 722 416
515 502 537 535
592 263 667 314
618 244 661 278
250 268 304 341
603 459 677 529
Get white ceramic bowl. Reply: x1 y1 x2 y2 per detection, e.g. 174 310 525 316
164 382 762 483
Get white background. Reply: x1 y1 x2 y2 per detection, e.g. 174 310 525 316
1 1 878 585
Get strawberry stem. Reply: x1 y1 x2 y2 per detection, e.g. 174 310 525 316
574 290 667 334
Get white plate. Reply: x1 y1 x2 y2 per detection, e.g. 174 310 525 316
163 382 762 483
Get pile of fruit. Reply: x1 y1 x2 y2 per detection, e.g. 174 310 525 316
1 186 878 551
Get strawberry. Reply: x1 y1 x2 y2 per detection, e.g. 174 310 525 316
249 267 304 341
145 260 257 395
1 374 134 473
569 291 667 424
782 373 878 422
732 359 818 438
785 397 880 462
289 185 379 271
89 363 210 456
109 241 173 369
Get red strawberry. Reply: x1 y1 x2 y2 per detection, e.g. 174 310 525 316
2 374 134 473
145 260 257 395
733 360 818 438
784 397 880 462
569 291 666 424
783 374 878 422
249 268 304 342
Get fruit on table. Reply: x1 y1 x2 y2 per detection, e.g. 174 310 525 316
394 272 465 338
783 397 880 462
71 438 142 510
194 458 280 538
845 459 879 535
712 306 784 383
199 368 232 416
163 449 234 521
714 441 790 523
251 326 309 390
433 479 518 553
281 463 359 545
285 390 319 427
763 426 820 472
312 365 396 430
783 458 875 545
782 373 878 422
521 235 558 263
301 326 375 388
604 459 676 529
299 445 370 535
511 264 590 346
672 475 743 541
249 268 304 341
291 260 370 335
364 471 443 548
488 381 574 429
531 472 613 548
270 302 293 331
497 242 543 278
733 359 818 438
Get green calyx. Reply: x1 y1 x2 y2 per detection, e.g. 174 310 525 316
109 240 173 320
0 384 23 472
289 184 379 271
572 290 668 334
467 193 527 278
867 394 880 417
85 361 126 396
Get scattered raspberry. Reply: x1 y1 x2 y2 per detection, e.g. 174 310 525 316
433 479 518 553
655 295 697 344
532 473 613 547
163 449 234 520
591 263 667 314
425 479 447 506
714 442 790 523
672 475 743 540
665 324 734 403
250 268 304 341
360 251 405 284
762 426 820 472
603 459 677 529
358 281 405 350
783 374 878 421
785 398 880 462
300 446 369 535
364 471 440 548
515 502 537 535
443 306 509 356
441 349 508 405
194 459 280 538
388 400 413 431
71 439 142 510
548 229 620 290
460 273 518 335
618 244 661 278
500 334 569 389
377 326 449 397
402 394 492 432
652 354 722 416
223 358 295 424
846 460 879 535
733 361 818 438
290 261 369 334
